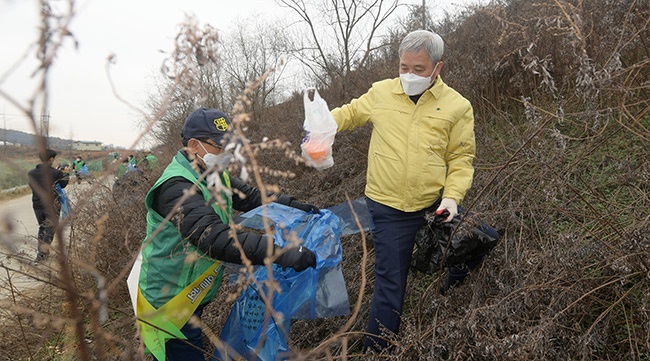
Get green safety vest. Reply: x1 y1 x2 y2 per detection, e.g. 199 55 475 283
138 151 233 309
73 159 85 169
117 163 128 177
144 154 158 170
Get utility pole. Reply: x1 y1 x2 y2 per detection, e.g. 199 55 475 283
421 0 427 30
3 112 6 154
40 112 50 147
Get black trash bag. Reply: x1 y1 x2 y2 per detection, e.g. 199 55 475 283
411 210 499 275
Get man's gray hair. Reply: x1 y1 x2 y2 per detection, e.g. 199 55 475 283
399 30 444 63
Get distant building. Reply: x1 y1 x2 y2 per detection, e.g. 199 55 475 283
73 140 103 151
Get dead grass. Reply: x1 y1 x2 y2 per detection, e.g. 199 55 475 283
0 185 31 202
0 0 648 360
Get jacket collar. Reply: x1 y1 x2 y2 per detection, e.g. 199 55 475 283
392 75 445 99
177 149 204 176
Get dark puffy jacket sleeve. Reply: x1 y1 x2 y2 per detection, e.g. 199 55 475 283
229 174 294 212
151 176 275 265
28 165 70 210
55 169 70 189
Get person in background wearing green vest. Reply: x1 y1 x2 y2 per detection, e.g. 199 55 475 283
127 154 137 168
116 157 129 178
137 108 319 360
72 155 86 184
142 149 158 170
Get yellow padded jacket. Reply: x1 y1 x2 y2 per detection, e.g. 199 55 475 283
331 76 475 212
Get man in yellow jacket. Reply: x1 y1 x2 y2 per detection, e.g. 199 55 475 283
331 30 476 352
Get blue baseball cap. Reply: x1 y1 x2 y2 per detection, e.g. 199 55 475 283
181 108 232 146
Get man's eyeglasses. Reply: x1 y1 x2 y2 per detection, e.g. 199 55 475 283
199 139 223 150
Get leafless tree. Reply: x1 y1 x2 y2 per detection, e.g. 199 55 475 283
216 19 294 121
140 16 222 152
278 0 399 95
144 16 296 148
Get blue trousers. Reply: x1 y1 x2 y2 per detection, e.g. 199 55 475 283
364 198 429 351
364 198 497 351
160 305 218 361
33 206 60 258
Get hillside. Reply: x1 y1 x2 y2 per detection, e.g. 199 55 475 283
0 0 648 360
1 128 78 148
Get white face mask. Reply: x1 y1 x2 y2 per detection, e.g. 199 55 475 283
202 153 221 169
198 142 232 170
198 142 218 168
399 65 438 96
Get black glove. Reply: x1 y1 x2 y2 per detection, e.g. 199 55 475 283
275 246 317 272
288 199 320 213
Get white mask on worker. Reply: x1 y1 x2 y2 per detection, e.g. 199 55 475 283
399 65 437 96
198 142 220 169
198 141 233 170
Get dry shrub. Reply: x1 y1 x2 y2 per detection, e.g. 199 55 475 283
0 263 71 360
2 0 649 360
248 0 650 359
367 0 650 359
66 172 158 360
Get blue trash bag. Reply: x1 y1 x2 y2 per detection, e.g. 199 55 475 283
54 183 70 219
78 165 90 176
215 203 349 361
326 197 371 236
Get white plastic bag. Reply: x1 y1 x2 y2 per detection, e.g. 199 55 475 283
301 88 337 170
127 249 143 316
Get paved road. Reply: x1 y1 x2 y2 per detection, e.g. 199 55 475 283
0 179 109 300
0 193 37 236
0 192 46 300
0 181 93 307
0 179 115 329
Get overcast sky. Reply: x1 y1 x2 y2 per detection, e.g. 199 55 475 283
0 0 476 148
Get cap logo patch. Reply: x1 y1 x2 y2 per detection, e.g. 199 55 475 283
214 117 229 131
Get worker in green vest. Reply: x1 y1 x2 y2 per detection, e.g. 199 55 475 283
133 108 319 360
72 155 86 184
142 149 158 170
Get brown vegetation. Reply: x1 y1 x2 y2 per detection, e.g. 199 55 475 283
1 0 649 360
